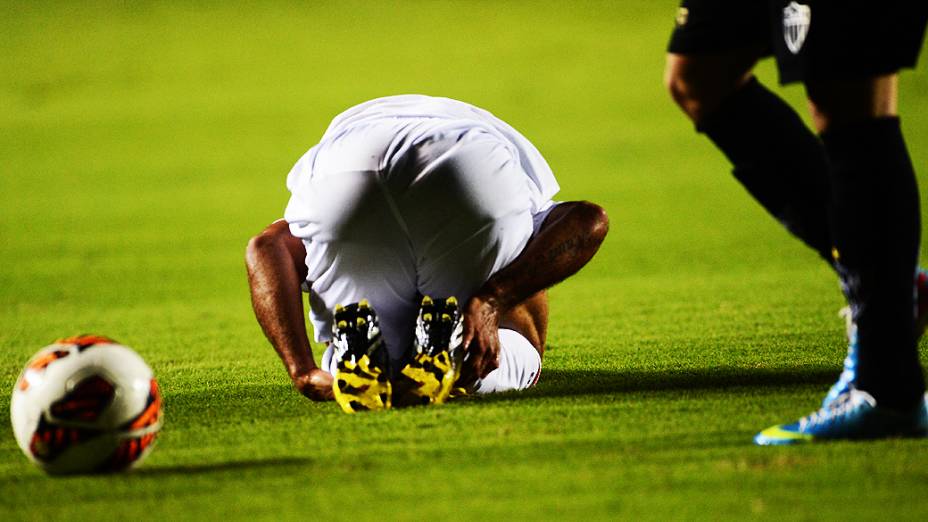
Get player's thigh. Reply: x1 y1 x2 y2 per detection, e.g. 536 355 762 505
307 240 419 362
402 129 536 305
665 0 770 122
298 170 420 360
805 74 899 132
771 1 927 87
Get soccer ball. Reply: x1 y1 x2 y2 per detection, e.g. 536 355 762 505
10 335 163 475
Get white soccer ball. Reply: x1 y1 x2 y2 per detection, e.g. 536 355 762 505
10 335 163 475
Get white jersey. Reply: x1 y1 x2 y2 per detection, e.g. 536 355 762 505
284 95 559 360
286 95 558 217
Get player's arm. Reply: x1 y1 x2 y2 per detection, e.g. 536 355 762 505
245 220 334 401
463 201 609 379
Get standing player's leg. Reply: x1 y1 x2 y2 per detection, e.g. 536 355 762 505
755 75 928 444
666 2 834 263
665 51 833 263
754 1 928 444
808 75 923 409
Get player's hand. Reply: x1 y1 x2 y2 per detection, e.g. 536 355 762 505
461 293 502 382
292 367 334 401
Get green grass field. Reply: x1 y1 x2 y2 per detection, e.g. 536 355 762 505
2 1 928 519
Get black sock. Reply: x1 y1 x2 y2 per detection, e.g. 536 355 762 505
698 77 833 264
823 117 924 408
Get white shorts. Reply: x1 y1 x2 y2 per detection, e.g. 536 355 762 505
285 123 556 363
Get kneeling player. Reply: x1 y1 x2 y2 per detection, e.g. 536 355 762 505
245 95 608 411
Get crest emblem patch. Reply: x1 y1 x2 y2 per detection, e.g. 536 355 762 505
783 2 811 54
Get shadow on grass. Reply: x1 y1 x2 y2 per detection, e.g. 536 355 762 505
133 456 313 477
477 365 839 403
0 457 314 484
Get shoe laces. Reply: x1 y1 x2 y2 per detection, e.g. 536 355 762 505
800 389 875 430
838 306 857 343
830 307 858 388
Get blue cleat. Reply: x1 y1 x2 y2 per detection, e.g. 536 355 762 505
755 389 928 446
823 267 928 409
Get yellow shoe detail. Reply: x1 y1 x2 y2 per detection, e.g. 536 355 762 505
399 354 443 400
333 355 391 413
756 424 814 444
397 351 459 405
432 351 459 404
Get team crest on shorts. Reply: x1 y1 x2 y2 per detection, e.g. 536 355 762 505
783 2 811 54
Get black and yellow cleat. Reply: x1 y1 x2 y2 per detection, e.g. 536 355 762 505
394 296 464 407
331 299 392 413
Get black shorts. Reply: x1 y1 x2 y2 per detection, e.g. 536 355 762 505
667 1 928 84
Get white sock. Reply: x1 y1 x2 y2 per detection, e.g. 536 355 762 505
321 344 336 375
474 328 542 394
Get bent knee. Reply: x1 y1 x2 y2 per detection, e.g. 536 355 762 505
664 59 699 118
805 74 899 133
664 51 760 124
